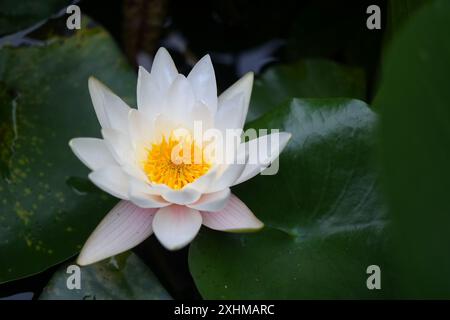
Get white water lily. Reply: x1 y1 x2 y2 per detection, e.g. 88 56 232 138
69 47 291 266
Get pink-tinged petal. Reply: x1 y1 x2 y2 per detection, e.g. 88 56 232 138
201 194 263 232
77 200 156 266
137 66 165 121
69 138 117 171
88 77 130 134
153 205 202 250
233 132 291 186
151 47 178 92
89 165 129 200
129 178 170 208
187 54 217 115
187 188 230 212
217 72 253 129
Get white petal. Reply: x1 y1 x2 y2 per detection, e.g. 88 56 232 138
187 188 230 212
187 54 217 114
101 128 134 166
201 193 263 231
129 178 170 208
164 74 195 122
159 185 202 205
69 138 117 171
214 93 245 132
128 109 154 148
137 66 165 121
89 165 130 200
77 200 156 266
217 72 253 128
88 77 131 134
187 165 219 193
152 205 202 250
233 132 291 185
122 162 148 181
189 102 214 130
151 47 178 92
207 146 248 192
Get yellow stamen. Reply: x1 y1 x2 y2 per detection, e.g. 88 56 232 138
143 135 211 190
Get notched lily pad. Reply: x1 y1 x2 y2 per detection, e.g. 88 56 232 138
0 25 136 283
190 98 393 299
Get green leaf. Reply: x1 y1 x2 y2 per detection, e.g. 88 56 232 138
0 26 136 283
39 252 171 300
0 0 71 35
386 0 431 40
376 0 450 298
189 98 392 299
248 60 365 122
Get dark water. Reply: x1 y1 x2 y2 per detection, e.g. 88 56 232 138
0 0 385 299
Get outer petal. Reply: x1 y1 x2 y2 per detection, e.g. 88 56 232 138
233 132 291 186
137 66 165 121
89 165 130 200
201 193 263 232
217 72 253 129
129 178 170 208
187 54 217 115
77 200 156 266
187 188 230 212
69 138 117 171
88 77 130 134
152 205 202 250
151 47 178 92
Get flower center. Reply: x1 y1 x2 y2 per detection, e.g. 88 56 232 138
143 135 211 190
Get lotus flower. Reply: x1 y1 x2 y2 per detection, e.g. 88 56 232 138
69 48 291 266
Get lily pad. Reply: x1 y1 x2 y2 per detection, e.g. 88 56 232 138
189 98 393 299
0 0 71 35
376 0 450 298
0 26 136 283
248 59 365 122
40 252 171 300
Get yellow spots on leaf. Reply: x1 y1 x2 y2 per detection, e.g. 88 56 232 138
15 202 33 225
25 237 33 247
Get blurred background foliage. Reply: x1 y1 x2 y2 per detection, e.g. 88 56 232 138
1 0 449 300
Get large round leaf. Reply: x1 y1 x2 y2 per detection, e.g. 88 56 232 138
376 0 450 298
0 26 136 283
40 252 171 300
248 59 365 122
0 0 71 35
189 98 392 299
